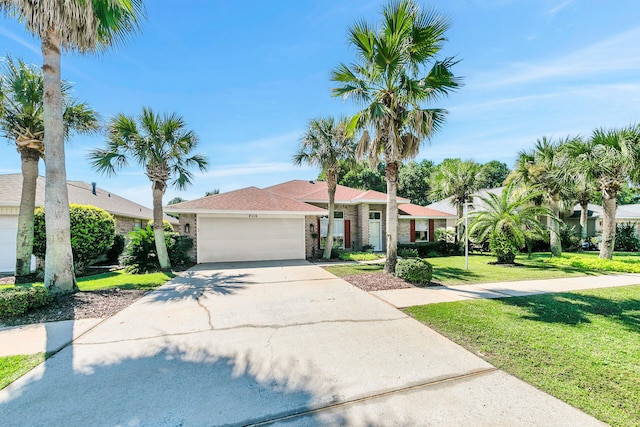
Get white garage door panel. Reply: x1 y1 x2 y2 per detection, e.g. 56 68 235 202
0 216 18 273
199 217 304 262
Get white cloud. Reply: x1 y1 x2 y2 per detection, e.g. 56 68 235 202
549 0 573 17
0 27 40 55
204 162 312 178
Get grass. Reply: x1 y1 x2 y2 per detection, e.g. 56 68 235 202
543 252 640 273
1 270 173 291
338 251 385 261
406 285 640 427
0 353 48 390
324 253 609 285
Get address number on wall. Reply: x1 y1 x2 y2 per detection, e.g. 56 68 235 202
248 214 258 218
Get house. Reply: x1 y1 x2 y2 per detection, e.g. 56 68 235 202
0 174 178 273
165 180 455 263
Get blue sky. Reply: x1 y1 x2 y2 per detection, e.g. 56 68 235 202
1 0 639 207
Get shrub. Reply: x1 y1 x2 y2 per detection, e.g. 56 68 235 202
123 226 193 273
0 288 52 319
489 231 518 264
396 258 432 285
398 242 461 258
146 219 174 233
614 223 640 251
559 223 581 252
399 248 419 258
338 251 384 261
106 234 126 264
34 204 116 274
361 244 375 252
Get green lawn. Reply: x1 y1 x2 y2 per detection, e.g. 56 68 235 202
406 285 640 427
2 270 173 291
324 253 608 285
0 353 47 390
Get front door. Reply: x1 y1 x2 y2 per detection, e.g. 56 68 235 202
368 211 382 251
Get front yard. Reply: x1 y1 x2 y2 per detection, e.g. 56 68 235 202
406 285 640 427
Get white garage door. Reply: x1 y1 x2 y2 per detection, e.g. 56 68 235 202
198 216 305 263
0 215 18 273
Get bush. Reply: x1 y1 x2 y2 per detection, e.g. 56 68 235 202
34 204 116 274
398 242 461 258
0 288 52 319
559 223 581 252
489 231 518 264
361 244 374 252
396 258 432 285
399 248 419 258
106 234 126 264
615 223 640 251
122 226 193 273
146 219 174 233
338 251 384 261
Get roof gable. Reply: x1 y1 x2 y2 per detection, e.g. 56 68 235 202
264 179 408 204
399 203 455 218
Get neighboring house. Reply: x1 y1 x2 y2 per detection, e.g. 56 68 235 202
567 203 640 238
0 173 178 273
165 180 455 263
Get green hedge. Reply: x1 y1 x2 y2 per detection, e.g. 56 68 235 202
396 258 433 285
0 288 52 319
398 241 461 258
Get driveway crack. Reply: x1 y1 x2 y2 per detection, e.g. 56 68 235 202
196 288 214 330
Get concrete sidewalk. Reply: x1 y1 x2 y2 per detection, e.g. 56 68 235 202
373 273 640 308
0 261 604 426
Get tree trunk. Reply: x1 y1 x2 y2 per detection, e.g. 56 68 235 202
323 169 337 259
153 181 171 269
600 187 617 259
384 161 399 274
42 29 76 294
548 193 562 257
15 149 40 277
580 201 589 241
455 201 464 244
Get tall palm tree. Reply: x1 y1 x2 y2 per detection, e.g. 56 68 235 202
507 136 572 257
331 0 461 273
568 126 640 259
89 107 207 269
562 139 598 241
430 158 482 243
468 183 552 264
0 57 99 278
0 0 144 293
293 116 355 259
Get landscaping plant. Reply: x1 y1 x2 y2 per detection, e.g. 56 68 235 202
396 258 432 285
123 226 193 273
614 222 640 252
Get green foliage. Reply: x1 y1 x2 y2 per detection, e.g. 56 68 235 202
167 197 186 205
338 162 387 193
398 242 462 257
559 223 581 252
0 287 52 319
614 223 640 251
398 160 434 206
542 253 640 273
33 204 116 274
489 231 518 264
106 234 126 263
146 219 174 233
399 248 419 258
478 160 510 188
338 251 384 261
123 226 193 273
396 258 433 285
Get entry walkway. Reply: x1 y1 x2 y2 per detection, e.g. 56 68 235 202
373 273 640 308
0 261 604 426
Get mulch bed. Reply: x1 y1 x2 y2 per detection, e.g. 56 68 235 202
342 272 416 292
0 288 148 328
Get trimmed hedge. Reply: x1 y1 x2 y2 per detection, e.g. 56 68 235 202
398 241 461 258
0 288 52 319
398 248 419 258
396 258 433 285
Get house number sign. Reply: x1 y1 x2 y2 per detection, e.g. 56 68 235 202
248 214 258 218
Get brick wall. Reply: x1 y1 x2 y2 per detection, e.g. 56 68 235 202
178 213 198 262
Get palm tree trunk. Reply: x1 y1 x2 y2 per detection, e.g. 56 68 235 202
15 149 40 277
42 29 76 293
548 193 562 257
580 201 589 241
455 202 464 244
600 187 617 259
323 169 337 259
152 181 171 269
384 161 399 274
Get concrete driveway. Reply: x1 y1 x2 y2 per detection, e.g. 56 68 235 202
0 261 602 426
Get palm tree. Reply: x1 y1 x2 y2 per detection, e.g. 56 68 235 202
89 107 207 270
331 0 461 273
568 126 640 259
0 0 144 293
430 158 482 243
468 183 552 264
0 57 99 278
293 116 355 259
507 137 572 257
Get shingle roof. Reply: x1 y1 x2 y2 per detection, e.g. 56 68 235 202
0 173 177 223
165 186 326 213
398 203 455 218
264 180 409 204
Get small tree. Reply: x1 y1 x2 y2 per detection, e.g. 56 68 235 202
33 204 115 275
468 184 552 264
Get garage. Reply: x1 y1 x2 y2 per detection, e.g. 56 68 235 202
0 215 18 273
198 216 305 263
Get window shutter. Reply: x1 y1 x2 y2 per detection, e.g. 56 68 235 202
429 219 435 242
345 220 351 248
410 219 416 242
317 218 321 249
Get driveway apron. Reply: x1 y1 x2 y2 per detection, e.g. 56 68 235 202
0 260 603 426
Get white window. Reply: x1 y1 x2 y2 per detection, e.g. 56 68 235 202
415 219 428 242
320 211 345 249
